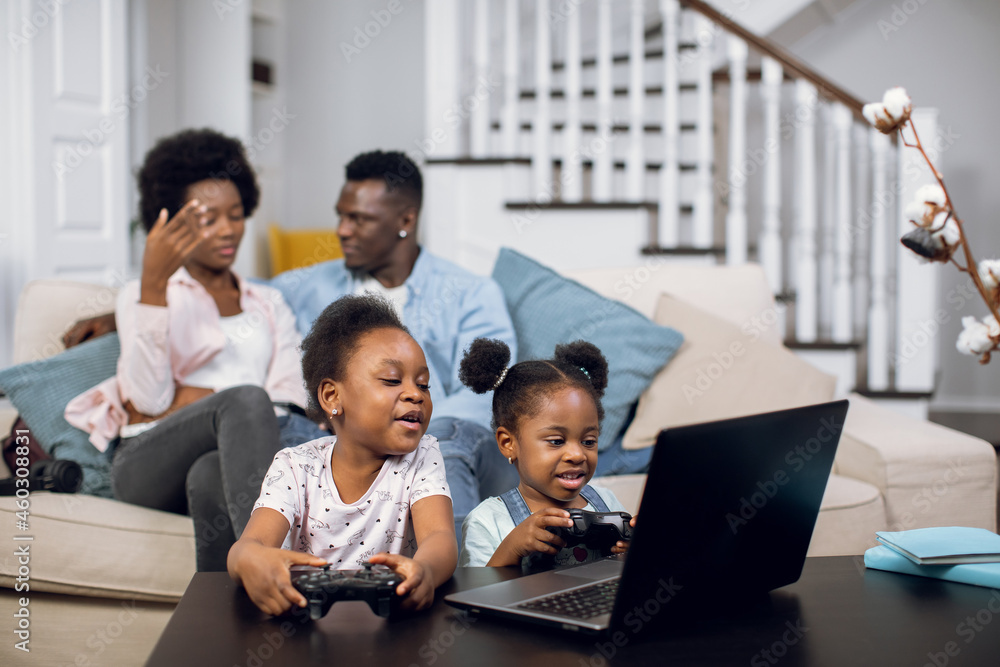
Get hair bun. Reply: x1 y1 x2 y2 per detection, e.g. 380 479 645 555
554 340 609 397
459 338 512 394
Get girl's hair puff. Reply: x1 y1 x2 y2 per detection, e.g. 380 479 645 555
300 293 411 421
459 338 608 433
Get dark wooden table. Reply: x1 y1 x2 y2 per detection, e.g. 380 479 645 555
146 557 1000 666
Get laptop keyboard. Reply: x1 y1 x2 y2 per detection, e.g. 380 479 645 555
515 579 620 620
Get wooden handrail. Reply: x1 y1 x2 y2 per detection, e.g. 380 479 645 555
679 0 868 121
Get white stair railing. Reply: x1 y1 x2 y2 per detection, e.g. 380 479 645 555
422 0 940 398
724 34 748 265
626 0 646 201
593 0 614 202
692 12 715 247
531 0 552 199
657 0 681 246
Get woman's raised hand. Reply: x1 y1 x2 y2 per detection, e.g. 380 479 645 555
140 201 210 305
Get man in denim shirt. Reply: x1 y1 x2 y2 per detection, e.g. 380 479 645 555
271 150 518 539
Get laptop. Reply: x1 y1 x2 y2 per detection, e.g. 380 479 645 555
445 399 849 635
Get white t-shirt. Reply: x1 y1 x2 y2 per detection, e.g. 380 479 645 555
459 486 627 567
353 275 408 318
253 434 450 567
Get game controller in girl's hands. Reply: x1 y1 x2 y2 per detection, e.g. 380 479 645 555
547 510 633 550
291 561 403 620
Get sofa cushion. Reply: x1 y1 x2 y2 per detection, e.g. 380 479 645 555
0 334 119 496
807 474 886 556
491 248 684 450
0 492 195 601
622 294 836 449
563 263 783 346
592 472 885 556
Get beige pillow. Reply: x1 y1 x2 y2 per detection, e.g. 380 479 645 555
622 294 836 450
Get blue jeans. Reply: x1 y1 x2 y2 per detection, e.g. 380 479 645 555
594 433 654 477
276 411 327 450
425 417 519 544
111 386 282 572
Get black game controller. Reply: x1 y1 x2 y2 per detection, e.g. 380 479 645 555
548 509 633 551
292 562 403 620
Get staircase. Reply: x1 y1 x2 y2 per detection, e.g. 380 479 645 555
420 0 942 412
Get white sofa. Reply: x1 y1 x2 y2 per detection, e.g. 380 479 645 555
1 265 997 664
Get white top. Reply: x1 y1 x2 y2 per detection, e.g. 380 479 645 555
253 434 451 567
459 486 627 567
354 275 409 318
120 311 275 438
183 311 272 389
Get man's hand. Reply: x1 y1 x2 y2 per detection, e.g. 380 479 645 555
62 312 117 348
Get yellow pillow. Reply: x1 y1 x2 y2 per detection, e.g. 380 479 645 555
267 224 342 277
622 294 837 450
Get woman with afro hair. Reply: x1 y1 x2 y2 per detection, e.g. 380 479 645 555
66 128 322 571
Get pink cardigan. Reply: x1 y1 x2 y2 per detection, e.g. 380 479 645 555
65 267 307 452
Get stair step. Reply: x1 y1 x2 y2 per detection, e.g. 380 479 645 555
854 388 935 400
425 157 699 172
784 339 863 351
491 121 698 134
521 70 767 101
640 244 724 257
550 44 697 72
505 200 658 211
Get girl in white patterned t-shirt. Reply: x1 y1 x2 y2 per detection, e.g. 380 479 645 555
228 294 456 615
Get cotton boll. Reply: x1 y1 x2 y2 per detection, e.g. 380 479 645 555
979 259 1000 291
931 216 961 249
882 87 912 120
956 316 995 355
915 184 946 208
904 201 934 226
862 103 883 127
984 315 1000 338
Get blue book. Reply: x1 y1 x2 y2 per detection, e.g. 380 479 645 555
865 545 1000 589
875 526 1000 565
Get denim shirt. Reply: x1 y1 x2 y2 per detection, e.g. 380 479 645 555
270 249 517 431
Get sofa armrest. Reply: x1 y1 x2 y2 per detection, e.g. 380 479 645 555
837 393 997 532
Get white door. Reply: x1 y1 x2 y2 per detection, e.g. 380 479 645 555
2 0 129 366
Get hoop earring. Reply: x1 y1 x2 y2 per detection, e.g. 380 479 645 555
507 457 513 465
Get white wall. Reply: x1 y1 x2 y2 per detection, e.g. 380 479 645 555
775 0 1000 410
283 0 426 231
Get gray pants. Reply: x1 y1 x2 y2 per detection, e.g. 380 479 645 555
111 385 281 572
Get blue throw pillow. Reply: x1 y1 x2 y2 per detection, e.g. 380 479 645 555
0 334 119 497
491 248 683 450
